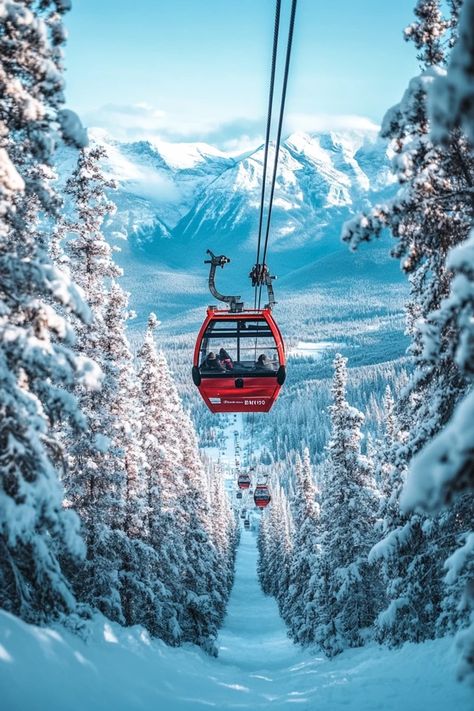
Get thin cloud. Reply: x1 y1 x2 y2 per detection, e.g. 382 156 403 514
286 113 380 134
81 103 380 152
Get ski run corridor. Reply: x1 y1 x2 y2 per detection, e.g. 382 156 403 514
0 531 471 711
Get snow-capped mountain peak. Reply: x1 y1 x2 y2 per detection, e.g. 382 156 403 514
148 139 231 171
79 125 393 259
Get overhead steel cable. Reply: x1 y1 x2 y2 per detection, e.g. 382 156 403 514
261 0 297 270
256 0 298 311
254 0 282 310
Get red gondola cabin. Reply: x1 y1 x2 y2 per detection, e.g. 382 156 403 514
238 473 251 489
192 307 286 413
254 484 271 509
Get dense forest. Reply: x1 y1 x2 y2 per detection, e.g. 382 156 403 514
259 0 474 680
0 0 472 693
0 0 237 656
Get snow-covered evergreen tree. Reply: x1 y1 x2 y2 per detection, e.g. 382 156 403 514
62 145 129 623
342 0 473 654
0 0 93 623
177 419 223 655
101 281 164 631
314 355 379 656
429 0 474 146
179 407 237 654
343 1 472 462
136 314 186 643
206 459 238 609
399 0 474 516
258 479 293 611
282 451 320 645
137 316 236 652
400 0 474 681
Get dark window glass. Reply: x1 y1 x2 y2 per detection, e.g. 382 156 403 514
199 319 279 375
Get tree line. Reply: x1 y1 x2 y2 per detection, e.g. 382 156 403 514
259 0 473 682
0 0 237 656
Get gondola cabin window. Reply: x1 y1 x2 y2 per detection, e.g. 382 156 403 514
199 319 278 375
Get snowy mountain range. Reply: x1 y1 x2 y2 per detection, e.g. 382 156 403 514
87 126 396 272
57 127 406 361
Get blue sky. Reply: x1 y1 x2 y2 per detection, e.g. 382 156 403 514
65 0 420 148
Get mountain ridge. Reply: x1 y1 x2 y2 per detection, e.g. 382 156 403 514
86 126 394 269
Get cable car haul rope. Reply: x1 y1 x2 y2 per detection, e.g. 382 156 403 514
255 0 297 311
192 0 297 414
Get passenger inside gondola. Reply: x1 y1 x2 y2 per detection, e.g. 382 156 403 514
200 349 277 373
198 318 280 375
256 353 275 371
201 352 225 372
219 348 234 370
200 352 276 373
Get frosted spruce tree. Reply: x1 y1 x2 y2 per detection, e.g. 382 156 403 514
401 0 474 682
0 0 93 623
343 0 471 458
62 145 130 623
342 0 473 649
314 355 379 656
177 405 238 655
282 450 320 645
258 479 293 611
101 281 164 631
343 0 471 456
137 316 236 652
365 385 402 624
136 314 188 644
206 459 238 606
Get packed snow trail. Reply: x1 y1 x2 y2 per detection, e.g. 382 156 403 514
0 532 472 710
218 529 304 671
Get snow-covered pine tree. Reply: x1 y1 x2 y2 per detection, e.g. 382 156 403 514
429 0 473 146
257 509 270 588
137 316 236 652
314 355 379 656
136 314 188 644
206 459 238 605
281 450 320 645
100 281 165 631
342 0 473 650
102 283 145 540
257 494 274 595
277 481 294 613
399 0 474 515
365 385 402 624
380 386 396 483
62 145 130 623
176 410 228 656
401 0 474 681
343 0 471 461
0 0 94 623
258 479 293 612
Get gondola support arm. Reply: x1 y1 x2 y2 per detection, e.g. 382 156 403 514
205 249 244 312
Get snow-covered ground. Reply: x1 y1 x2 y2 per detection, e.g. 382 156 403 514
1 532 471 711
288 340 341 359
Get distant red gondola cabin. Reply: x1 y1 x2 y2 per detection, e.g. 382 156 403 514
238 473 251 489
254 484 271 509
192 308 286 413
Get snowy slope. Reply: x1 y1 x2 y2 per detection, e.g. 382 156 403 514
1 533 471 711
